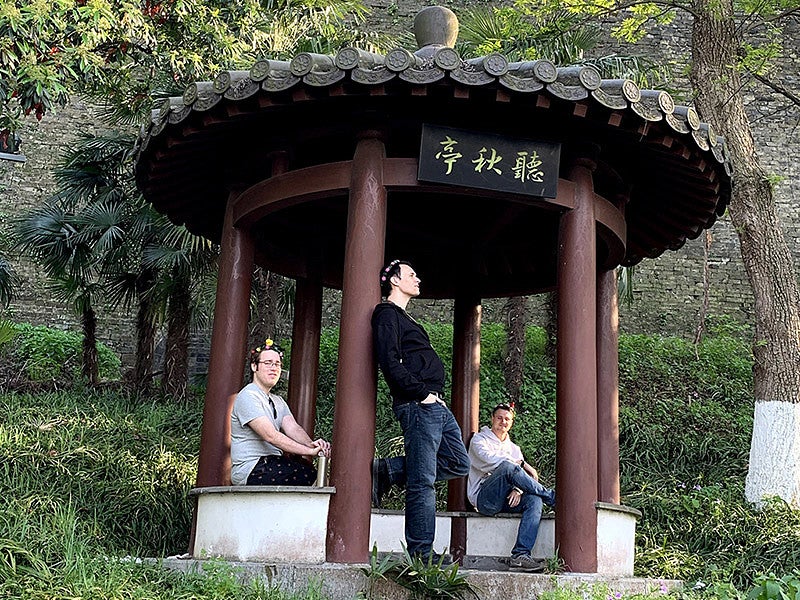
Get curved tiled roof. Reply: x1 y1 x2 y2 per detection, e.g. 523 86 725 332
134 21 732 297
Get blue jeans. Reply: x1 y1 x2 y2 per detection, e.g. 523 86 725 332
475 461 555 556
390 400 470 558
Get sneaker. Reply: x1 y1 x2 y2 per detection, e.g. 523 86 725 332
508 554 546 572
371 458 390 508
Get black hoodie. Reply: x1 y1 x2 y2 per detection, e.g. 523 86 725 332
371 301 446 406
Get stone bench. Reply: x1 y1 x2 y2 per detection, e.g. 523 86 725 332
190 486 335 564
371 502 640 576
190 486 640 575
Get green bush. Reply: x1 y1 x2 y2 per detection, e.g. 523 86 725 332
1 322 121 385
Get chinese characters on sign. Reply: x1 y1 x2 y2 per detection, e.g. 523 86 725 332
419 124 560 198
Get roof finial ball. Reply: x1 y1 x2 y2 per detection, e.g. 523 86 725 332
414 6 459 55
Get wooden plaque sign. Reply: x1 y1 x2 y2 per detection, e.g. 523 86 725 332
418 124 561 198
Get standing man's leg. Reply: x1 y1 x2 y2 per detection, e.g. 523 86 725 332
395 402 441 558
435 404 471 481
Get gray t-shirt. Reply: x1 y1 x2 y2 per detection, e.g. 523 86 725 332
230 383 292 485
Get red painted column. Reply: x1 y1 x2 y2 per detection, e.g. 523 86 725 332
556 157 599 572
195 190 255 489
326 131 387 563
448 294 481 563
287 277 323 436
597 268 621 504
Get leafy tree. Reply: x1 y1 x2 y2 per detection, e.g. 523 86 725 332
0 0 372 133
519 0 800 504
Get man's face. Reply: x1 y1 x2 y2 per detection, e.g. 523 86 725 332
252 349 282 389
393 264 421 298
490 408 514 439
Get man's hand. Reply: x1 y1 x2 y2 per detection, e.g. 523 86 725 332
311 439 331 458
420 393 439 404
507 488 522 508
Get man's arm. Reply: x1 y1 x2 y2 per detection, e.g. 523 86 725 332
372 309 429 401
521 460 539 481
281 414 331 457
247 416 323 457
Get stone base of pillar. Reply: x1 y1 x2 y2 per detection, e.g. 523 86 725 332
190 486 335 564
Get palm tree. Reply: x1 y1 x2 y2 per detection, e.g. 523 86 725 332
15 131 163 387
142 222 218 401
0 218 15 310
15 201 105 384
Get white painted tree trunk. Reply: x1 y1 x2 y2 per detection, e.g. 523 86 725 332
745 401 800 506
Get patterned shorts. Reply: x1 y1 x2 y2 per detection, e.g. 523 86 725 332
246 454 316 486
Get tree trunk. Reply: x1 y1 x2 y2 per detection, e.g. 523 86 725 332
693 231 712 347
690 0 800 505
132 269 157 393
503 296 527 407
250 267 282 348
163 273 192 401
544 290 558 368
81 304 99 385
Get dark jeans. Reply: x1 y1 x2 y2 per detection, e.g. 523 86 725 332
475 461 555 556
391 400 470 558
246 455 316 486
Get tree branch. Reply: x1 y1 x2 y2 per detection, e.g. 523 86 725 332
748 68 800 108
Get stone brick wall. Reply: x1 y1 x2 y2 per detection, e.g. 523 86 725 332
2 3 799 377
592 11 800 336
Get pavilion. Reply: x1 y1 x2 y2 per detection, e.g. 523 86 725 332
134 6 731 573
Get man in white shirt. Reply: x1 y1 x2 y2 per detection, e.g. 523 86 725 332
467 403 555 571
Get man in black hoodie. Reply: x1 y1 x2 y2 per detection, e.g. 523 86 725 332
371 259 470 561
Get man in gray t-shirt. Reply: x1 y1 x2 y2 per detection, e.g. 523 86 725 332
230 340 331 486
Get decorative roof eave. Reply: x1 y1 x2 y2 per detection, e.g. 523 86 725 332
135 45 733 187
134 3 734 277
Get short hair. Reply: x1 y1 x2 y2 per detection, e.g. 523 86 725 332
379 259 412 296
249 338 284 365
491 403 516 416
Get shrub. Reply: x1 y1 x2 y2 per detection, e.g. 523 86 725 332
0 322 121 388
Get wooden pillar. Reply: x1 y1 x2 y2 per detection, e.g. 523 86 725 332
287 278 323 436
448 294 481 563
597 268 621 504
195 190 254 490
556 157 599 572
326 131 387 563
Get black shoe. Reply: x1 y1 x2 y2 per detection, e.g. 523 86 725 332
371 458 390 508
